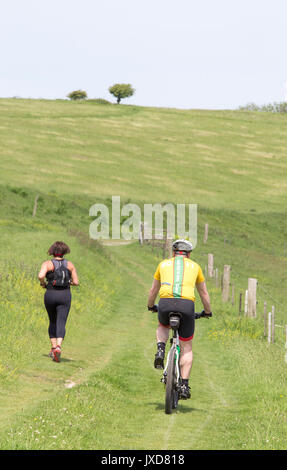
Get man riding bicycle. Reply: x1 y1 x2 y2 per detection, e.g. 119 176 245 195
147 239 212 399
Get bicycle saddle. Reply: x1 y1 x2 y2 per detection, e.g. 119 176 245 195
169 312 182 330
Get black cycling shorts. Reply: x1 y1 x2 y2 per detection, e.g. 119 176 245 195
158 298 195 341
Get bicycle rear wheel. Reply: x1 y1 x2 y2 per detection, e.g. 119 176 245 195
165 347 177 414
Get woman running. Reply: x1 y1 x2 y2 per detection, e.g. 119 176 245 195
38 241 79 362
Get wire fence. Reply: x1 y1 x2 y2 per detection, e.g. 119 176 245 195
201 248 287 350
138 223 287 349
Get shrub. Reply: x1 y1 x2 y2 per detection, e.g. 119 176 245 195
88 98 112 105
67 90 87 101
239 101 287 113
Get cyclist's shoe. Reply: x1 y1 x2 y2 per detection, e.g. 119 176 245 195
53 346 61 363
179 384 191 400
154 349 165 369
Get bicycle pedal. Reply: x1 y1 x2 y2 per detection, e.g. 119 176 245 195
160 373 167 384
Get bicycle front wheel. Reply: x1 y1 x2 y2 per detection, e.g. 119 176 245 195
165 347 178 414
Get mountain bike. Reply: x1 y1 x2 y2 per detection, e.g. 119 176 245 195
160 310 212 414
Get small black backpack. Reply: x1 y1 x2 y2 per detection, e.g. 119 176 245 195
51 259 71 287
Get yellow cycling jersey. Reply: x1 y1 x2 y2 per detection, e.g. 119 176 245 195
154 256 205 301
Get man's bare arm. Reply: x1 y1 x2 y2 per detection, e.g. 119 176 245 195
148 279 161 308
196 281 212 313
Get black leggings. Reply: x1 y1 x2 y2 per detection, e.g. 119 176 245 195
44 288 71 339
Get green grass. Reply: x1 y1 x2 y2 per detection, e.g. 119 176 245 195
1 98 287 211
0 99 286 450
0 233 286 450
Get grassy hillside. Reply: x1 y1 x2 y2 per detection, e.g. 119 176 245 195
0 99 286 450
1 98 287 211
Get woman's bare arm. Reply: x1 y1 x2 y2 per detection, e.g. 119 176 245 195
38 261 49 287
68 262 79 286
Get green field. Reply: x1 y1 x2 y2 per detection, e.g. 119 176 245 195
0 99 286 450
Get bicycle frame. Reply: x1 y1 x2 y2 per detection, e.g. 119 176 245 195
161 313 182 413
152 308 211 414
162 327 181 386
160 311 210 414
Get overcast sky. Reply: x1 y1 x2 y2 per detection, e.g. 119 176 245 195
1 0 287 109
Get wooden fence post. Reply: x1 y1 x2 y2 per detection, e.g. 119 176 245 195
244 290 248 316
215 268 219 288
247 278 257 318
239 292 242 315
32 194 39 217
203 223 208 244
263 301 267 337
166 238 173 258
222 265 231 302
268 312 272 343
162 232 167 259
271 306 275 343
208 254 214 277
139 222 144 245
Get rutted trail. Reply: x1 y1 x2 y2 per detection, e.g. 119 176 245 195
0 237 142 435
1 240 286 450
108 243 238 450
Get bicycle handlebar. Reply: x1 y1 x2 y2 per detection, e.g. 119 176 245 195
194 311 212 319
148 305 212 319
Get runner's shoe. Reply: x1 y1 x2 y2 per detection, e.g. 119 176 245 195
49 348 55 358
154 349 165 369
53 346 61 363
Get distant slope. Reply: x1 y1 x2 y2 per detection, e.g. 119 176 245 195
1 98 287 212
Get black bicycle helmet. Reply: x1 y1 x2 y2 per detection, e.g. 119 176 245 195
172 239 193 253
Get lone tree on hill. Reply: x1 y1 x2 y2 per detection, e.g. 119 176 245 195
67 90 87 100
108 83 135 104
